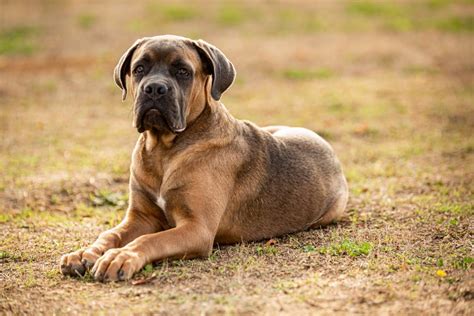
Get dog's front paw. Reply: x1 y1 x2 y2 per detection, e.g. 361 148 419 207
60 247 103 277
91 248 146 282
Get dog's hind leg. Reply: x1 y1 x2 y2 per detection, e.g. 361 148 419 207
311 187 348 228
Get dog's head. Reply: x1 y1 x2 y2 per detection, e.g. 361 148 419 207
114 35 235 134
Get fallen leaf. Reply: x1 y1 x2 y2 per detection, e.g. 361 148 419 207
131 274 157 285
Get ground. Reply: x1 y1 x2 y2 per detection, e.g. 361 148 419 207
0 0 473 315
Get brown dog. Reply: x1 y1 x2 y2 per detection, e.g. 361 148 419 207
60 35 348 281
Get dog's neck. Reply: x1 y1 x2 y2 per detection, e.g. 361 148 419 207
143 130 175 150
142 98 237 152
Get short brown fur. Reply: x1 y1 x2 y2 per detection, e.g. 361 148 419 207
60 35 348 281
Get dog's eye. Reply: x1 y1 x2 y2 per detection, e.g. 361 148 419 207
134 65 144 75
177 68 190 77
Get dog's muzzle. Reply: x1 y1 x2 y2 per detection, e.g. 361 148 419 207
135 104 186 134
134 80 186 133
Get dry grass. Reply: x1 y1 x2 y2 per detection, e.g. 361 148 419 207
0 0 473 315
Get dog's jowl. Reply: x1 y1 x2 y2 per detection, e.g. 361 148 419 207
60 35 348 281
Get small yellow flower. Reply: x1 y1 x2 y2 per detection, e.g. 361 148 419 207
436 270 447 277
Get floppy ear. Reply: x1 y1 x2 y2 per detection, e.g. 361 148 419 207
114 38 148 101
192 39 236 101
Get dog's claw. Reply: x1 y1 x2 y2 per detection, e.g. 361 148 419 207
118 269 125 280
81 259 94 270
60 264 70 276
71 264 86 277
95 272 104 282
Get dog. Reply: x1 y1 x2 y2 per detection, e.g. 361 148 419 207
60 35 348 282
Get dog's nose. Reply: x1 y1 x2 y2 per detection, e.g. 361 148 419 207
144 82 168 98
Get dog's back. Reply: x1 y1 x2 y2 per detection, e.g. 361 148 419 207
214 121 348 243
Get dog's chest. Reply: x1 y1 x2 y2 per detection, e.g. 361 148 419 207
156 195 166 211
154 192 178 228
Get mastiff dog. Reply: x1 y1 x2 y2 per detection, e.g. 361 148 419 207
60 35 348 281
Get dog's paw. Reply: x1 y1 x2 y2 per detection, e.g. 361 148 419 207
60 247 103 277
91 248 145 282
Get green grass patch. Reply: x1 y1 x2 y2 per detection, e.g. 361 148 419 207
0 250 27 261
303 244 316 253
425 0 452 9
0 26 39 55
0 213 10 223
436 258 444 267
8 208 69 226
404 65 438 75
319 239 373 257
127 19 146 32
345 168 365 184
143 263 154 274
274 280 299 292
453 257 473 270
1 154 41 178
216 4 246 26
161 5 198 21
346 1 418 32
0 250 15 260
435 16 474 32
384 16 414 31
2 203 126 228
77 13 97 29
274 9 323 33
45 268 61 280
89 190 127 207
283 68 334 80
347 1 403 17
256 245 278 256
434 202 473 215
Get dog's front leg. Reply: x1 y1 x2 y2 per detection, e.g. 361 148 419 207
60 190 162 277
91 219 214 281
90 182 226 282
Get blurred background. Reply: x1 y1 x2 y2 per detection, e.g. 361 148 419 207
0 0 472 182
0 0 472 314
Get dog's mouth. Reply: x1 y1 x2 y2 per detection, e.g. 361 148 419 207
136 108 186 134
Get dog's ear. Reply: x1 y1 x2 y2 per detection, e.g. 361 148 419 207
114 38 148 101
192 39 236 101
